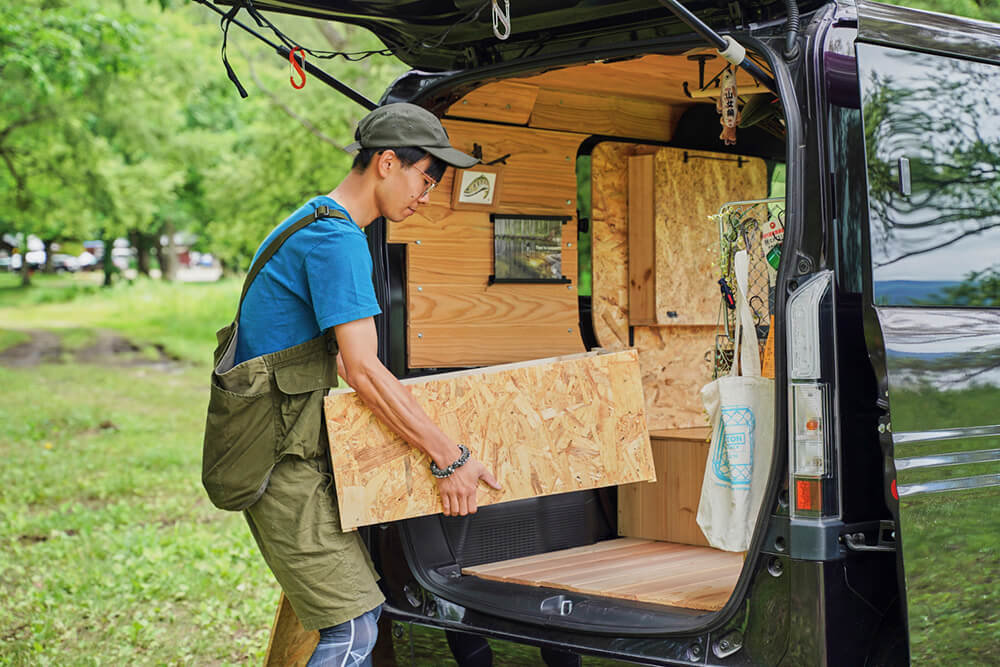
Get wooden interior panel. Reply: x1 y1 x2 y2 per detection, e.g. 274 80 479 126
530 88 684 142
628 154 657 325
653 149 768 326
325 351 653 530
447 80 539 124
390 122 584 368
408 323 585 368
517 53 768 105
591 142 633 348
618 428 712 547
442 120 580 217
634 325 716 430
463 537 742 611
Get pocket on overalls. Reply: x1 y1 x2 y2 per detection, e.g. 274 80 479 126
273 361 337 461
202 359 276 511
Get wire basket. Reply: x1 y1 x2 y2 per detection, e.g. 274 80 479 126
711 197 784 378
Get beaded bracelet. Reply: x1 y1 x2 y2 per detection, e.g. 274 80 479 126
430 444 471 479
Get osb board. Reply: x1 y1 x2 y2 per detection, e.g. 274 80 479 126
463 537 742 611
591 142 760 429
518 53 770 106
264 593 317 667
634 326 716 430
653 149 768 325
530 88 684 143
618 428 712 547
447 80 539 125
325 350 653 530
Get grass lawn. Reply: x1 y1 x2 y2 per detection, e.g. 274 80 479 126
0 274 632 665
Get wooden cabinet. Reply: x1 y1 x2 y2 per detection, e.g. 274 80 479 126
618 427 712 547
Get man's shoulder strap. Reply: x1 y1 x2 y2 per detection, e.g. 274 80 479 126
236 205 348 317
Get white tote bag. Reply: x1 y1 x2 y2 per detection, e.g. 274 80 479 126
696 250 775 552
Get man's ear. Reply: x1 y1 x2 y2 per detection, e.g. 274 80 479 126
376 149 396 178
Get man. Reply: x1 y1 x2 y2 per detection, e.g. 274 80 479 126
234 103 501 666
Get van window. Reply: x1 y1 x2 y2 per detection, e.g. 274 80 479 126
858 44 1000 307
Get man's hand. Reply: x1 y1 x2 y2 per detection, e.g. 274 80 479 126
436 458 501 516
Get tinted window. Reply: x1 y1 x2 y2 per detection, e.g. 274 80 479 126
858 44 1000 307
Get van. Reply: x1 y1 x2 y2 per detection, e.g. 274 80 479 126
226 1 1000 664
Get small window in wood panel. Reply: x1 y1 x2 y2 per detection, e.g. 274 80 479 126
489 214 571 284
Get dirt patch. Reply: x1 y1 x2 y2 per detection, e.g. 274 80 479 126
0 329 185 370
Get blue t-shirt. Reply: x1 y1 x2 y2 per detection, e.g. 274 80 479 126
234 196 381 364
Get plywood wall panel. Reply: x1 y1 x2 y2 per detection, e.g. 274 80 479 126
628 154 657 325
442 120 580 217
447 80 539 125
653 150 768 325
408 324 585 368
530 89 684 142
410 285 581 326
591 142 633 348
634 325 717 430
325 350 653 530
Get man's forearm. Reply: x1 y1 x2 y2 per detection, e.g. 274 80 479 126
346 360 461 468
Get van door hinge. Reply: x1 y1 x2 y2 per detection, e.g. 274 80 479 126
843 520 896 552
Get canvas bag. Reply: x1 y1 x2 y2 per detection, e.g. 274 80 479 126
202 206 345 511
696 250 775 552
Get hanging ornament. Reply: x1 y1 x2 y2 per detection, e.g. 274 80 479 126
716 67 740 145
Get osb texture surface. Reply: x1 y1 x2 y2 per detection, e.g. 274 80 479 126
463 537 742 611
591 143 761 429
653 148 768 325
325 351 653 530
388 120 584 367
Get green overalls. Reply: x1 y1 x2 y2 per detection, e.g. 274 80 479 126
202 206 384 630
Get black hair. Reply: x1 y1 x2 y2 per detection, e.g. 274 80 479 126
352 147 448 181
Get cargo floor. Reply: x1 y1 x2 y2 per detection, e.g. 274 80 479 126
462 537 743 611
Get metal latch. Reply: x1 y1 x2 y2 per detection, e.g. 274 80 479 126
843 520 897 553
540 595 573 616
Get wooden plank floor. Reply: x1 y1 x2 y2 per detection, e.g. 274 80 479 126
462 538 743 611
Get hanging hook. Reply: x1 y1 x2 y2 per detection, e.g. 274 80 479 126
289 46 306 89
492 0 511 40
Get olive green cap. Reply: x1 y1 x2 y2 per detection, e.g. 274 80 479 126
345 103 479 168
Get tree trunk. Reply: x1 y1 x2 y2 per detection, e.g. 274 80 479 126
102 237 116 287
19 253 31 286
130 230 151 276
160 222 178 282
42 239 55 273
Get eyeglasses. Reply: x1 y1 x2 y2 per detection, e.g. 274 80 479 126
411 164 438 198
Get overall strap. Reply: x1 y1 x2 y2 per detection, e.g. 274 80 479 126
234 205 347 320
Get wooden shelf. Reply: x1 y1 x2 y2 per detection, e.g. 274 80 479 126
462 538 742 611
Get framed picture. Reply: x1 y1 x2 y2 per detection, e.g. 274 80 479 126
451 164 504 211
489 214 572 285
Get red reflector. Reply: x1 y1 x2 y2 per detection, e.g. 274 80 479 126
891 479 898 500
795 478 821 511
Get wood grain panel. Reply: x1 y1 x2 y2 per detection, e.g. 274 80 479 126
530 88 684 142
447 80 539 124
618 428 712 547
409 285 580 326
628 154 657 325
463 537 742 611
325 351 652 530
407 323 585 368
442 120 581 216
653 149 768 325
264 593 317 667
519 53 770 106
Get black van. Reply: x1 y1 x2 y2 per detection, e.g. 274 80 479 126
223 1 1000 664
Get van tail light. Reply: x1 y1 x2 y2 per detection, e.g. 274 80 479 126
786 272 839 519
